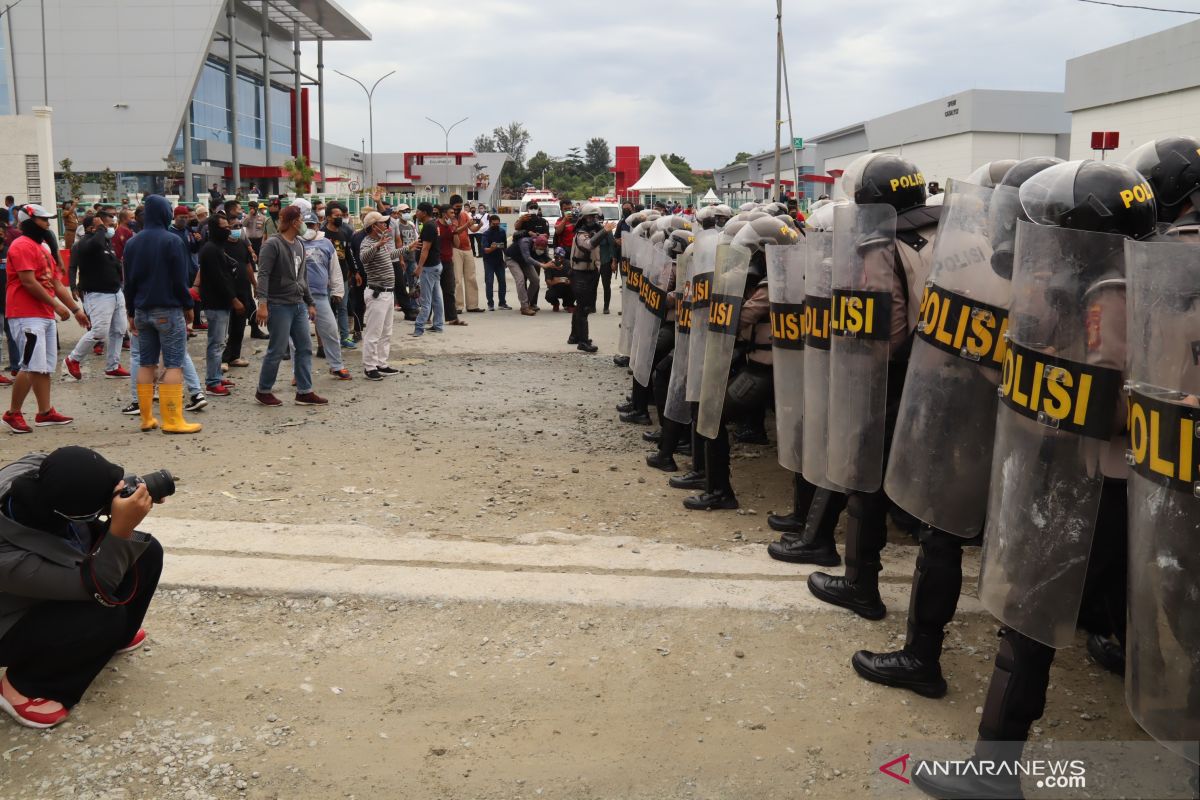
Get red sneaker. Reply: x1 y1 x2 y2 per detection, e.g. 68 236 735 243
104 366 131 379
34 408 73 427
294 392 328 406
0 373 11 386
1 410 31 434
254 391 282 407
0 678 69 729
63 357 82 380
92 343 104 356
330 369 352 381
219 378 236 387
116 628 147 654
206 383 231 396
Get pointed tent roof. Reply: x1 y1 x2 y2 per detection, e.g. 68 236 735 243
701 188 720 204
627 156 691 194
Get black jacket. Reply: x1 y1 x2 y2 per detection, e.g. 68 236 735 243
197 240 239 310
71 229 122 294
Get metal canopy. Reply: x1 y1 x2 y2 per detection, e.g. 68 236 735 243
241 0 371 42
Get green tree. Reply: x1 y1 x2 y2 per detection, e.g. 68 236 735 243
283 155 315 194
58 158 85 201
585 138 611 173
473 133 497 152
492 122 531 170
99 168 118 202
727 151 752 166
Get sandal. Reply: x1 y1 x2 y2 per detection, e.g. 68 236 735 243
450 319 468 326
0 676 68 729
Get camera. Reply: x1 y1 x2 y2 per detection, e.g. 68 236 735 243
119 469 176 502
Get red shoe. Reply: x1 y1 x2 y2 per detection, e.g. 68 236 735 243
92 343 104 356
219 378 236 387
0 678 69 729
1 410 31 434
254 392 282 407
34 408 73 427
206 383 231 397
116 628 147 654
330 369 352 381
104 366 131 379
0 374 10 386
122 335 131 351
63 357 82 380
195 320 208 331
294 392 328 406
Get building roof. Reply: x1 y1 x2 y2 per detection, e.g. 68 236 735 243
1065 18 1200 112
247 0 371 41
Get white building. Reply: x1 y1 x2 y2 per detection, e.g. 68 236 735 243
1064 19 1200 161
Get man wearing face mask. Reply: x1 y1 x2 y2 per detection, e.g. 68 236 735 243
393 204 420 321
322 204 357 348
195 212 242 397
568 203 615 352
254 206 325 407
63 210 129 381
0 446 164 729
358 211 399 381
300 211 350 381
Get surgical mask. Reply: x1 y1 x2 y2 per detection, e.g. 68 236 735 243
229 228 243 241
105 226 116 238
401 213 412 222
302 227 318 241
317 210 325 220
297 222 307 237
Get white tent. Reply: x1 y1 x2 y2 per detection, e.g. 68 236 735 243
627 155 691 194
700 188 720 205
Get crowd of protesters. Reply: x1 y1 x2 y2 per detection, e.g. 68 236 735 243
0 188 629 434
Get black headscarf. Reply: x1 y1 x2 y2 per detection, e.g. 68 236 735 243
8 447 124 534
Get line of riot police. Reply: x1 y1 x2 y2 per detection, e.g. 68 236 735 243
609 135 1200 799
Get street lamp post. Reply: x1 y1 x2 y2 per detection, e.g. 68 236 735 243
334 69 395 189
425 116 469 198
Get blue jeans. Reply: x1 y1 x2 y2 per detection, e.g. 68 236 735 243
128 327 202 399
415 263 444 334
203 309 230 387
134 307 187 369
258 302 312 394
336 284 351 340
312 293 344 371
484 259 507 307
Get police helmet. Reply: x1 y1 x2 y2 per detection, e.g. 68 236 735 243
758 201 791 217
731 215 800 252
650 230 666 246
989 157 1063 279
634 220 656 239
964 159 1019 189
804 199 846 232
655 215 691 233
842 153 927 213
720 218 750 242
578 202 603 220
1122 136 1200 223
695 205 718 229
666 229 694 258
626 210 650 228
1019 159 1157 240
738 202 758 212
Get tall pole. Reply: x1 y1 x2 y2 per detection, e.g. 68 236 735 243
292 22 301 165
317 39 326 193
772 0 783 203
424 116 468 198
227 0 240 196
183 105 193 201
335 70 395 190
39 0 46 105
261 0 270 194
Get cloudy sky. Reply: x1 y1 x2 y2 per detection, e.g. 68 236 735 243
310 0 1192 169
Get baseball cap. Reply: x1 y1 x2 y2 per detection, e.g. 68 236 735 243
173 206 191 218
302 211 319 226
397 203 412 212
362 211 386 227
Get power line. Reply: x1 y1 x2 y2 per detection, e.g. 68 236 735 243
1077 0 1200 14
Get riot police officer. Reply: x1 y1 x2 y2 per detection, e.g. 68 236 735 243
804 154 942 619
647 228 696 470
687 216 799 510
850 157 1061 699
913 159 1157 799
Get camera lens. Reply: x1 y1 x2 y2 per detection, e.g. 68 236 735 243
140 469 177 502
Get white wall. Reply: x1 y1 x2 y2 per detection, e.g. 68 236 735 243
1068 87 1200 162
0 107 57 210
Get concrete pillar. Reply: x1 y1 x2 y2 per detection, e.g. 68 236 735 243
227 0 240 196
261 0 271 192
292 22 301 163
183 104 193 201
317 38 325 194
32 106 56 210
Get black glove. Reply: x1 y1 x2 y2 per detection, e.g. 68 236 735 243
330 295 342 310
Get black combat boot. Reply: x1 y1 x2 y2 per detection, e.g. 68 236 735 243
852 527 964 697
620 410 652 425
642 429 662 444
767 473 812 533
616 401 636 413
684 436 737 510
669 471 705 490
613 355 630 367
645 451 678 472
683 489 738 510
1085 634 1125 676
670 417 706 489
807 491 886 620
767 488 844 567
911 740 1027 799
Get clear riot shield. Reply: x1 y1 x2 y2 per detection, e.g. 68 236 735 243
884 182 1015 536
826 203 897 492
617 249 634 357
801 230 841 492
767 241 806 473
663 247 694 425
1124 239 1200 764
686 229 719 403
978 221 1127 648
618 233 646 357
696 241 753 439
629 245 672 386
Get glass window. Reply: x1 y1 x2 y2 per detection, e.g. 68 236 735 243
270 86 292 152
190 58 291 153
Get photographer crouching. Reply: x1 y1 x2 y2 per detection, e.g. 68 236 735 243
0 447 169 729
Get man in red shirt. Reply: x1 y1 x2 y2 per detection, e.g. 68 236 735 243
112 208 135 263
3 205 90 433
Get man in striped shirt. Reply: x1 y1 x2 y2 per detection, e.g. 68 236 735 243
357 211 398 381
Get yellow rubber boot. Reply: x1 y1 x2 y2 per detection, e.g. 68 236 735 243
136 384 159 432
160 383 202 434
